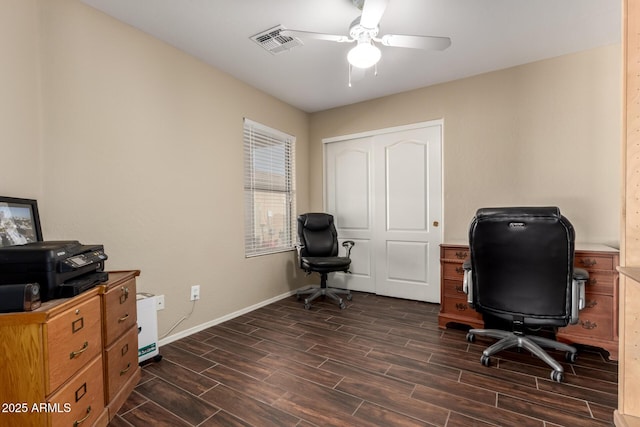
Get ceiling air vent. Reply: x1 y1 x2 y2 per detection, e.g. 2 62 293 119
251 25 302 54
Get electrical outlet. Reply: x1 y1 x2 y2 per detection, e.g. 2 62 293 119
156 294 165 310
190 285 200 301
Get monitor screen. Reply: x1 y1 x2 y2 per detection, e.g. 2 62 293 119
0 196 43 247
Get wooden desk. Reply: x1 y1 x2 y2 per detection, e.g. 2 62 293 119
0 270 141 427
438 243 620 360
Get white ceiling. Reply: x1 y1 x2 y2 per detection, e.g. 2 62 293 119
80 0 621 113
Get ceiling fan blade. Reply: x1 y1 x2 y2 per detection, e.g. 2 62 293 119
280 29 351 43
360 0 389 29
379 34 451 50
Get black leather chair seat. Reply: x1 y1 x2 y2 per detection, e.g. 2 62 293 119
301 256 351 273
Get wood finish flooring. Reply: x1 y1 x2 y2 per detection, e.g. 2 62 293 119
109 292 618 427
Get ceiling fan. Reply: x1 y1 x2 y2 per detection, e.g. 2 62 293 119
281 0 451 83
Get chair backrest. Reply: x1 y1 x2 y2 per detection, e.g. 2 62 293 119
469 207 575 326
298 213 339 258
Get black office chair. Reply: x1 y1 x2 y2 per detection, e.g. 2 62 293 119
463 207 587 382
295 213 354 310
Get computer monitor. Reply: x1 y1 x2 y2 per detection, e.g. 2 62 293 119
0 196 43 247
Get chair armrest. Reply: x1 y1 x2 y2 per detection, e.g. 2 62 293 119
462 258 473 305
570 267 589 324
342 240 355 258
295 244 305 268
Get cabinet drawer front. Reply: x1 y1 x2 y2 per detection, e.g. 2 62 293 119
46 296 102 394
48 356 105 427
560 296 613 339
442 248 469 261
442 262 465 280
105 325 139 401
574 254 614 271
441 296 483 320
104 278 137 345
584 270 614 295
443 279 467 297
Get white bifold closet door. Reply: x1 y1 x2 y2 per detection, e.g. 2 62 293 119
324 121 443 303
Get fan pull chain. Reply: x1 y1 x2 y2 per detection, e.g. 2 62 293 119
348 64 352 87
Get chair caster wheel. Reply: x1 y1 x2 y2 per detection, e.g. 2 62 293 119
565 351 578 363
304 303 311 310
347 294 353 301
466 333 475 343
551 371 563 382
339 302 347 309
480 355 491 367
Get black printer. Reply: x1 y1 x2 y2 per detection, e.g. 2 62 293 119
0 240 108 301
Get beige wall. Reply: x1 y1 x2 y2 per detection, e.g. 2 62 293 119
0 0 42 198
0 0 621 339
1 0 310 338
310 44 621 247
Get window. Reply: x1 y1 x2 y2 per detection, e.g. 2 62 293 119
243 118 296 257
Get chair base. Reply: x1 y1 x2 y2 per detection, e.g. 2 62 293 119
297 285 351 310
466 328 577 382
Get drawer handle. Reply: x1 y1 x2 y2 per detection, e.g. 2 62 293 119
120 286 129 304
455 303 468 311
579 258 597 267
70 341 89 359
120 362 132 376
455 267 464 274
455 285 464 294
580 320 598 330
587 278 598 286
74 406 91 427
118 313 130 323
586 300 598 309
455 251 468 259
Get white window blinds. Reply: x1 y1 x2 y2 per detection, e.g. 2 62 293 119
243 118 296 257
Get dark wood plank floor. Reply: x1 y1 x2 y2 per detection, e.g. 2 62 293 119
109 292 617 427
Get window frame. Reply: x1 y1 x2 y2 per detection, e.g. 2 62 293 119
243 118 296 257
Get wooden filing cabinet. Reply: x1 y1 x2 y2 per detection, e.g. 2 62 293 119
99 271 141 419
438 243 620 360
0 270 141 426
0 289 108 427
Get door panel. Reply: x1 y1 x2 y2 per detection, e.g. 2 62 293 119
335 148 370 229
324 122 442 302
386 241 428 283
387 141 428 231
326 138 375 293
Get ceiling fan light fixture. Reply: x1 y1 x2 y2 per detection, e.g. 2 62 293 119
347 41 381 69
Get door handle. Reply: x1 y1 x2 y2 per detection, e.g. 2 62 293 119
433 221 439 227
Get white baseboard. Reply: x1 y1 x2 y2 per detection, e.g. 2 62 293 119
157 288 297 347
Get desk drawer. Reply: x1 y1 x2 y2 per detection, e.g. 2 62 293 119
46 296 102 394
48 355 105 427
559 295 613 340
105 325 139 402
574 254 614 271
442 247 469 261
584 270 614 295
443 279 467 298
442 262 465 281
441 296 482 321
103 278 137 345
